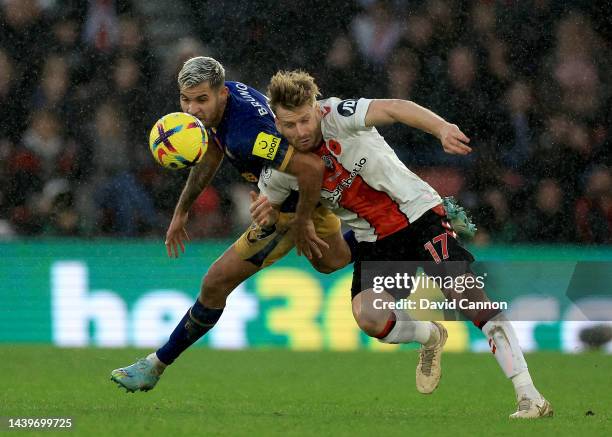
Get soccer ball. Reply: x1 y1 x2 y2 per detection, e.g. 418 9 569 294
149 112 208 170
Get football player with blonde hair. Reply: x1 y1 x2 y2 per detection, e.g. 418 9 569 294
254 70 552 419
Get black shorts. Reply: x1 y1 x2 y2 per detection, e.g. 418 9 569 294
351 208 475 299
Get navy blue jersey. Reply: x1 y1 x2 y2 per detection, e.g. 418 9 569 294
210 81 294 182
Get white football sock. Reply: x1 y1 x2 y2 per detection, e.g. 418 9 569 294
511 369 542 401
482 313 541 400
147 352 167 374
379 310 437 345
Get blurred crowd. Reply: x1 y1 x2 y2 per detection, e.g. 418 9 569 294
0 0 610 244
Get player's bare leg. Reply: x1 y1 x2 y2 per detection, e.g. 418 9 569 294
111 245 259 392
110 224 354 392
199 244 260 308
351 289 447 394
441 275 553 418
309 230 352 274
111 197 355 393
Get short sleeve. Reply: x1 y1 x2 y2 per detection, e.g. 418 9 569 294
258 167 297 205
332 98 372 132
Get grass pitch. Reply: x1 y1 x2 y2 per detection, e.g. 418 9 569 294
1 346 611 436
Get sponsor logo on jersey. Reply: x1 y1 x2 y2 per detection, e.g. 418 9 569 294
337 99 358 116
321 156 367 203
252 132 280 160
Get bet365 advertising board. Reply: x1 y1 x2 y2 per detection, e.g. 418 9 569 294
1 241 611 353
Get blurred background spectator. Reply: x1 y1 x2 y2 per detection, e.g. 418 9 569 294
0 0 609 245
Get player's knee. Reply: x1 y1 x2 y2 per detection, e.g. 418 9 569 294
312 261 341 275
311 252 350 274
200 270 233 307
353 313 385 337
352 299 387 337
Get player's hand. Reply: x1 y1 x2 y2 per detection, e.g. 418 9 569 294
165 211 190 258
292 217 330 259
439 123 472 155
249 191 279 228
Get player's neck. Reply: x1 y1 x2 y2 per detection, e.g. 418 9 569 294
210 96 229 128
314 108 324 145
314 131 323 147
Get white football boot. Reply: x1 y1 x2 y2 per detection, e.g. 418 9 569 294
416 321 448 394
510 396 554 419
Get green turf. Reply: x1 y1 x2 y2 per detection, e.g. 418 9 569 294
1 346 611 436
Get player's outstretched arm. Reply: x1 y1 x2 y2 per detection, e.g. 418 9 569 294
364 99 472 155
284 152 329 259
166 145 224 258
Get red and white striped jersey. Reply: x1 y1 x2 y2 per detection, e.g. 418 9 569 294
259 97 442 242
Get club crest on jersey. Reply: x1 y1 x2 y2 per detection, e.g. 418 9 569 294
337 99 358 116
322 155 334 169
252 132 280 160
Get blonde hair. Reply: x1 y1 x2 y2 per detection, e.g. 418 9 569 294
267 70 320 112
